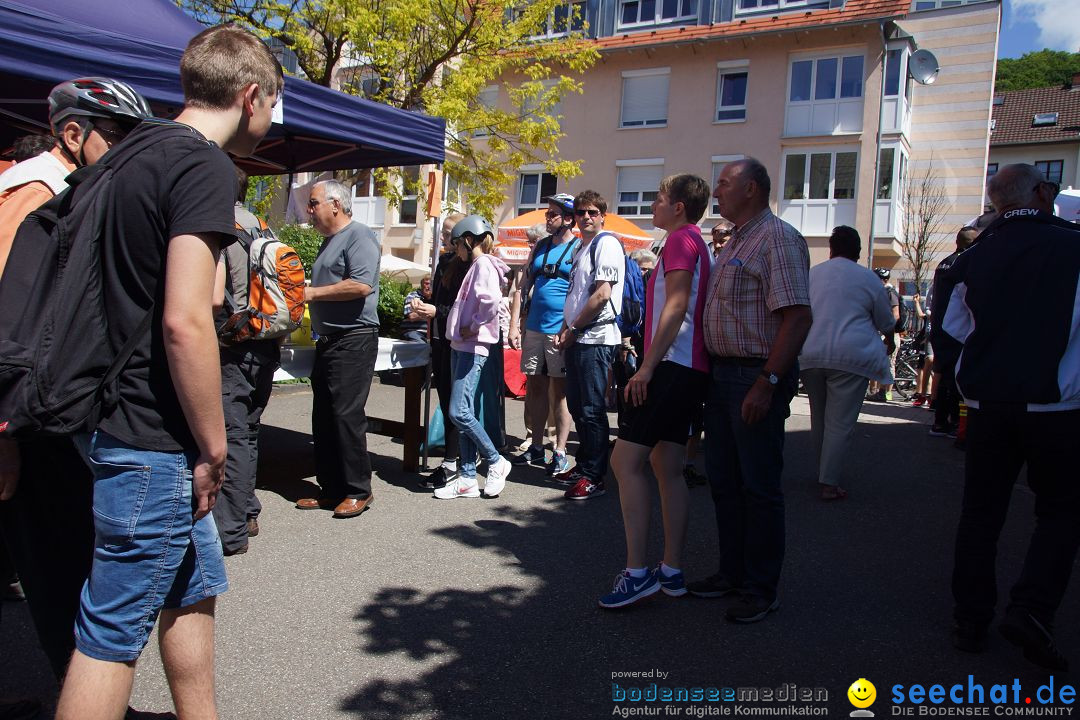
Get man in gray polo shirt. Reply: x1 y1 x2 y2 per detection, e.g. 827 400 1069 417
295 179 382 519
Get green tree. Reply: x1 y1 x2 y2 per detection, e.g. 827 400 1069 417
178 0 599 217
996 50 1080 92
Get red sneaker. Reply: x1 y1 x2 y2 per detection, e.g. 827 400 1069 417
911 394 926 407
564 476 606 500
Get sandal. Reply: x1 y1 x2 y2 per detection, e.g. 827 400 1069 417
820 485 848 501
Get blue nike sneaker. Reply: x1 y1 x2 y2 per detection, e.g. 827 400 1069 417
598 569 660 609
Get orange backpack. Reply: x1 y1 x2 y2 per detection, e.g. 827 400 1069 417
217 219 306 344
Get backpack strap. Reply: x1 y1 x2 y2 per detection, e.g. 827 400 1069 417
580 232 624 331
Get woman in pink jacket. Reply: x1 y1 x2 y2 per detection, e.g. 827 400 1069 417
436 215 513 500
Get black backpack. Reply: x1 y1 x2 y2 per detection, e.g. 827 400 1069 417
0 125 190 439
891 287 909 333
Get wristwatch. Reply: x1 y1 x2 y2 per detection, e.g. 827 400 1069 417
760 370 779 386
570 325 583 337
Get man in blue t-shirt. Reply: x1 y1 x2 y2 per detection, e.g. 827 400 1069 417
508 193 578 475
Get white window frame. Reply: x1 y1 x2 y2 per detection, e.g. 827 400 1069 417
715 61 749 124
617 0 697 29
779 147 859 236
912 0 983 10
472 85 498 138
516 166 558 215
735 0 811 14
619 68 670 129
784 50 866 137
615 158 664 218
530 0 587 38
1034 160 1064 184
395 166 422 227
709 154 744 217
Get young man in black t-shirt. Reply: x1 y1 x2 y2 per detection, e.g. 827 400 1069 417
53 26 282 720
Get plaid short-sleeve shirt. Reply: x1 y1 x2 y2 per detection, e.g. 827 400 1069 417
703 208 810 359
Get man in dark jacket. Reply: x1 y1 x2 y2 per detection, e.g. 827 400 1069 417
944 163 1080 672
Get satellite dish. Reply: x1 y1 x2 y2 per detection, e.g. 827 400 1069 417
909 49 940 85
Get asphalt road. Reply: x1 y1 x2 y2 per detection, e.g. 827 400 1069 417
1 379 1076 719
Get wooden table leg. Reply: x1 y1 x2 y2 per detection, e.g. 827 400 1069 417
402 365 424 472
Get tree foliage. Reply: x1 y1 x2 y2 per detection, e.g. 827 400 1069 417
899 158 951 296
996 50 1080 92
177 0 599 218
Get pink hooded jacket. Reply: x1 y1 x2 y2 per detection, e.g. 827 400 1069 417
447 253 511 356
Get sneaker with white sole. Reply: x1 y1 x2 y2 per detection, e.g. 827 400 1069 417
654 565 687 597
547 450 571 476
725 593 780 623
598 570 660 609
511 445 545 467
433 476 480 499
483 456 511 498
564 476 606 500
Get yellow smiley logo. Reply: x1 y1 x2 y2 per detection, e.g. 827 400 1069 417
848 678 877 709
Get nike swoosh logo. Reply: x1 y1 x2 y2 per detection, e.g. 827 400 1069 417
632 579 651 591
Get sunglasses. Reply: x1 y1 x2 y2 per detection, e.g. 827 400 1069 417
574 209 602 218
308 197 335 209
92 122 130 146
1035 181 1061 198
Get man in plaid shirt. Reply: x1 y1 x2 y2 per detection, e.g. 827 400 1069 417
687 158 812 623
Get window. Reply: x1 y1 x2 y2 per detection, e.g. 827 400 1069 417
785 52 865 136
472 85 498 137
878 148 895 200
520 79 563 127
986 163 998 181
715 63 749 122
517 170 558 215
914 0 979 9
620 69 669 128
736 0 811 13
710 155 743 216
531 0 586 36
782 151 857 200
779 149 858 235
616 161 663 217
398 166 421 225
1034 160 1063 184
619 0 696 27
1032 112 1059 127
789 55 863 102
884 50 902 96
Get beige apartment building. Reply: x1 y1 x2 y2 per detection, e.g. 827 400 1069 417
485 0 1001 275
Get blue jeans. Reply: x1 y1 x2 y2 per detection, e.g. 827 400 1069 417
74 431 228 662
564 343 616 481
703 362 795 601
449 350 501 478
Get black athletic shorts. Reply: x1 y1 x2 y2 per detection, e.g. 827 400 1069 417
618 361 709 447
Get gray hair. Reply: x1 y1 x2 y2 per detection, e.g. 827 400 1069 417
736 157 771 199
525 223 547 242
630 249 657 266
986 163 1044 211
313 179 353 216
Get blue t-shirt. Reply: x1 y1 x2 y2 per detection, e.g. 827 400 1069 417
525 235 578 334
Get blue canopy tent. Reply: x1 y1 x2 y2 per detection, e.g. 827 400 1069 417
0 0 446 172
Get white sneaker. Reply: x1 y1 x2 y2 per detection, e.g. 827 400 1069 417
433 476 480 499
483 456 511 498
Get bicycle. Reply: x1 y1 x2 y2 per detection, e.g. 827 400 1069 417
892 337 923 401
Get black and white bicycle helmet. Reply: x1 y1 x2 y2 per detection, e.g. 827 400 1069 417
48 77 152 135
542 193 575 215
874 267 891 281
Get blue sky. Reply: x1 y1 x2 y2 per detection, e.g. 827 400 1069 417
998 0 1080 59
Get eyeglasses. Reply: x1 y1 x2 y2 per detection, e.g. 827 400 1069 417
574 209 602 218
308 197 333 209
1035 181 1061 198
92 122 129 147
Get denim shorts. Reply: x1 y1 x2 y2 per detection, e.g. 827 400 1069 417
74 431 229 662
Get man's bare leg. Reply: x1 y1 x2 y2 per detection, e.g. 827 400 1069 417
611 440 652 568
55 651 135 720
159 597 218 720
525 375 550 450
550 376 571 453
651 441 690 570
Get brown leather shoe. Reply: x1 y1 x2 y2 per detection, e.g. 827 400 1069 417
295 497 338 510
332 496 373 518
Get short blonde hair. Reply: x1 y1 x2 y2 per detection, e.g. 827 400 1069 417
181 25 284 110
525 223 547 242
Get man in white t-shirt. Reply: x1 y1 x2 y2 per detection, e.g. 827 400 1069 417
554 190 623 500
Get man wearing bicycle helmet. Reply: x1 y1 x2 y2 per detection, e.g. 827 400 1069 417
867 267 901 402
0 77 152 277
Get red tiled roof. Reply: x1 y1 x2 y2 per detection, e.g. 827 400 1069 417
593 0 911 51
990 84 1080 146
